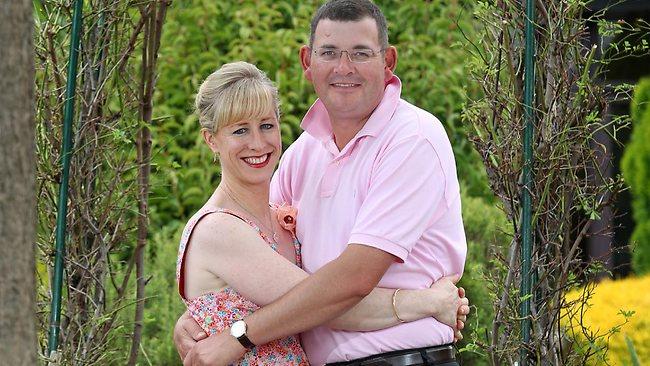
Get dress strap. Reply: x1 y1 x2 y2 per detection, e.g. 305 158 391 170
292 237 303 269
177 207 220 300
217 207 278 248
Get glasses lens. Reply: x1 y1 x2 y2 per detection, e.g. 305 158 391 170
350 50 373 63
316 48 338 62
315 48 377 63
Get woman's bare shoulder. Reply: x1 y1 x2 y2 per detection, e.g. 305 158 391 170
189 211 264 251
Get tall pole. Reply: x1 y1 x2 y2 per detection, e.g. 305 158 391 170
520 0 536 364
0 0 38 363
47 0 84 358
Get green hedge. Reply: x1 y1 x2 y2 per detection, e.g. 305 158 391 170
150 0 488 228
622 78 650 275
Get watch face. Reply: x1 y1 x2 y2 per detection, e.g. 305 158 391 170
231 320 246 337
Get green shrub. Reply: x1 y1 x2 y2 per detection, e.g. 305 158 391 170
108 222 186 365
457 191 511 364
622 78 650 275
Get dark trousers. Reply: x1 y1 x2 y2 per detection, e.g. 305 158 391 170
325 345 459 366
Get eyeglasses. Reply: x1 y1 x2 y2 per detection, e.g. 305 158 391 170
312 47 385 64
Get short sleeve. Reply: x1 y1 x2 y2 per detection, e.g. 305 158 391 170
348 135 449 262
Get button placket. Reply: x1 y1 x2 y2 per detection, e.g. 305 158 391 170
320 159 342 197
319 138 354 197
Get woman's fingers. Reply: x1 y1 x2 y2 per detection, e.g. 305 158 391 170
454 329 463 342
460 296 469 307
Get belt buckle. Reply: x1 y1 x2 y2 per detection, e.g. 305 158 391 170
424 344 455 363
391 352 425 366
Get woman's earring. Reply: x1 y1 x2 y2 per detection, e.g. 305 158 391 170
213 152 219 163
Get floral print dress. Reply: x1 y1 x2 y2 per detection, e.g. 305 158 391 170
176 206 308 365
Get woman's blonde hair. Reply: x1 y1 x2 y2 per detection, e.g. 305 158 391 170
195 61 280 133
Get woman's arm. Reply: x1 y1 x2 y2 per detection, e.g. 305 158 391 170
327 276 462 331
188 213 463 331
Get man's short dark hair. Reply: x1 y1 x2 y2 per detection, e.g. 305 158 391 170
309 0 389 49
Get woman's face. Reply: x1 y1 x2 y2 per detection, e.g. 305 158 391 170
208 111 281 187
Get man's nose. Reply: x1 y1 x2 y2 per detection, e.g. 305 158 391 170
334 50 355 74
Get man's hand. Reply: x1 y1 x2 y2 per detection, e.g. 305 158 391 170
183 331 246 366
174 310 207 361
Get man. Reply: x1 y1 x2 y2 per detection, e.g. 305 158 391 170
176 1 468 365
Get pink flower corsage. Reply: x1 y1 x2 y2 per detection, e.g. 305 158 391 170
275 204 298 235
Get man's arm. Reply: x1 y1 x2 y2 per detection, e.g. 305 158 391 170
245 244 396 343
183 245 396 366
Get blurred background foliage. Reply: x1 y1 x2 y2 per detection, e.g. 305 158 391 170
622 77 650 276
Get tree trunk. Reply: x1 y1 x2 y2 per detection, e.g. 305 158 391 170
0 0 38 364
127 1 170 364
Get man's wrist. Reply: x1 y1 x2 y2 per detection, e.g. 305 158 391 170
199 330 247 365
215 330 247 359
227 331 248 353
230 320 255 349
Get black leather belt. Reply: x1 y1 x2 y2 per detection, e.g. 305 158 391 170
325 344 456 366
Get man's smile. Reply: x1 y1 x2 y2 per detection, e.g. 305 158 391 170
331 83 361 87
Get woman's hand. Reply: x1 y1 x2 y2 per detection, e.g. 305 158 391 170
173 310 207 361
426 275 465 330
394 274 470 336
454 286 470 342
427 277 470 342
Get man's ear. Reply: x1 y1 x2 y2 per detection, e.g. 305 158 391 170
383 46 397 81
299 45 313 81
201 128 219 154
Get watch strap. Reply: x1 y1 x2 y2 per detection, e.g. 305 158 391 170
236 333 255 349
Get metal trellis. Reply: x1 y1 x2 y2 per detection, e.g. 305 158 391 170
520 0 536 364
47 0 84 358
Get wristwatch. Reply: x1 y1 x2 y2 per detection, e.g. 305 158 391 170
230 320 255 349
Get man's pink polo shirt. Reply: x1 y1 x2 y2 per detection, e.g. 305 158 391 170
270 76 467 365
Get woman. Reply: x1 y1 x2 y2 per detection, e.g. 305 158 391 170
177 61 468 365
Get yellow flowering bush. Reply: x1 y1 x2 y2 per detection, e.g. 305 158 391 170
565 274 650 365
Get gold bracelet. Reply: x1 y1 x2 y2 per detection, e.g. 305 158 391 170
392 288 406 323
